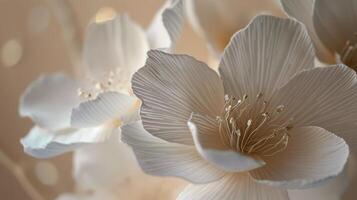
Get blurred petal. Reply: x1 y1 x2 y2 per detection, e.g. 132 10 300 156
71 91 136 128
219 15 314 101
147 0 184 50
177 173 288 200
121 121 226 184
83 15 149 81
270 65 357 152
73 129 140 190
188 113 265 172
19 73 80 130
250 126 349 189
313 0 357 55
132 50 224 145
186 0 283 54
281 0 335 63
21 125 111 158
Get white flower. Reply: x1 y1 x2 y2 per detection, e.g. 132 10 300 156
19 0 184 158
185 0 283 55
281 0 357 69
55 131 186 200
122 15 357 199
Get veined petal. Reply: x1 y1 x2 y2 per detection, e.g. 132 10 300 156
83 15 149 82
280 0 335 63
19 73 80 130
70 91 136 128
271 65 357 152
121 121 226 184
146 0 184 50
313 0 357 55
250 126 349 189
219 15 314 101
188 113 265 172
185 0 283 54
20 125 111 158
177 173 289 200
132 50 225 145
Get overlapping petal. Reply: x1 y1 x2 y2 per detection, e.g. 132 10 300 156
132 50 224 145
250 126 349 189
177 173 289 200
219 15 314 101
121 121 226 184
19 73 80 130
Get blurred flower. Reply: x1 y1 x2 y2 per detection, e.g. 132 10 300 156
19 0 184 158
123 15 357 199
281 0 357 70
185 0 284 55
55 131 186 200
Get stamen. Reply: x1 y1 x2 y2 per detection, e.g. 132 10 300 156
217 93 291 156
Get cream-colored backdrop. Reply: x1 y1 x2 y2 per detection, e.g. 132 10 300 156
0 0 356 199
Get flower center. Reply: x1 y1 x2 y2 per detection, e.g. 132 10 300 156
340 33 357 70
217 93 292 157
77 69 132 100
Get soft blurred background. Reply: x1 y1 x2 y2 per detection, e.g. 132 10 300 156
0 0 355 199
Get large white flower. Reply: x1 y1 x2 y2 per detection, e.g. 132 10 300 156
281 0 357 69
19 0 184 158
122 15 357 199
185 0 283 55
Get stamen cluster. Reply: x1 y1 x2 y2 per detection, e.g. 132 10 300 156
217 93 291 157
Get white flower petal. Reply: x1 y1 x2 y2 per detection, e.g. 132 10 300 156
313 0 357 55
219 15 314 100
19 73 80 130
271 65 357 152
71 91 136 128
146 0 184 50
188 113 265 172
250 126 349 189
83 15 149 81
185 0 283 54
121 121 226 184
280 0 335 63
73 129 140 190
177 173 289 200
132 50 225 145
21 125 111 158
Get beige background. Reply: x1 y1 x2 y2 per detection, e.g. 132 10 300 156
0 0 355 199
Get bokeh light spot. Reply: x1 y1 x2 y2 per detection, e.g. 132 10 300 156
1 39 23 68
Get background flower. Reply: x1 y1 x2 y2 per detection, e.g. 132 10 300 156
281 0 357 70
19 0 184 159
